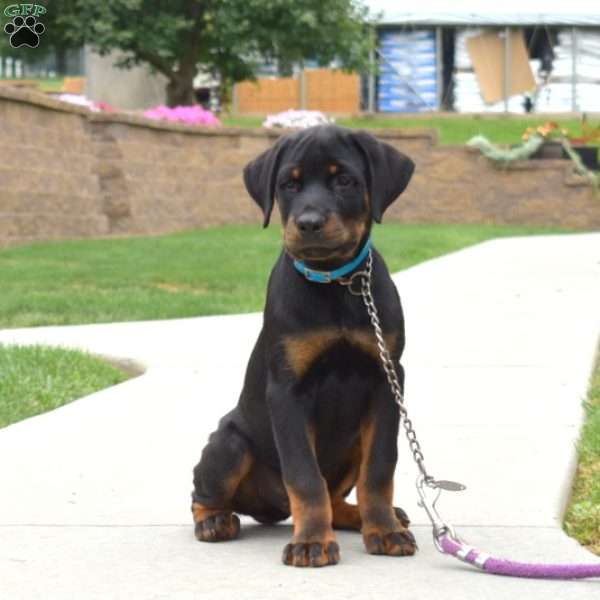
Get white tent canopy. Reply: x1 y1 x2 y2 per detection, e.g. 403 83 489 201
367 0 600 27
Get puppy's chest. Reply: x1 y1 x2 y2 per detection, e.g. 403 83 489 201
282 327 396 379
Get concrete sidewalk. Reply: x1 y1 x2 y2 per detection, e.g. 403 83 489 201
1 233 599 599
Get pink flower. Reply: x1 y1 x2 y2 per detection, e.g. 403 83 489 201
95 101 115 113
143 105 221 126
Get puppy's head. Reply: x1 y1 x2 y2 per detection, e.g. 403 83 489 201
243 125 414 263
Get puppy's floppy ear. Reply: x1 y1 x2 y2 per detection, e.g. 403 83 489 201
350 130 415 223
243 136 288 228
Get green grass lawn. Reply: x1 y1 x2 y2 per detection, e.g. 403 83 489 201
0 77 65 93
36 78 66 93
221 114 599 146
0 224 569 329
338 115 599 146
564 348 600 555
0 344 129 428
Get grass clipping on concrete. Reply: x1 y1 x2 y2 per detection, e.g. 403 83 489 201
0 345 129 428
564 347 600 555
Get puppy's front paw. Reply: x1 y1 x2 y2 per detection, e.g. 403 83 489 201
282 540 340 567
363 527 417 556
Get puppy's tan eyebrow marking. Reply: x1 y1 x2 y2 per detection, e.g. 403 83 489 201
291 167 301 179
328 164 338 175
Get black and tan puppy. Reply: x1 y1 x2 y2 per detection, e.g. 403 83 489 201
191 125 416 567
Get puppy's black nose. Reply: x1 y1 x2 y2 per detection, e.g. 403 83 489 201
296 211 325 234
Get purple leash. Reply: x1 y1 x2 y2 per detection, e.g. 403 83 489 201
416 474 600 581
438 529 600 579
352 252 600 581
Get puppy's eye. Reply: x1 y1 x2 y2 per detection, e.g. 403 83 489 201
282 180 300 192
335 173 353 187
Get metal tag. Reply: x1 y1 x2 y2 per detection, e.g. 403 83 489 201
433 480 466 492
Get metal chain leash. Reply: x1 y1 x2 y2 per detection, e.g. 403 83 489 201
356 251 432 483
339 249 466 544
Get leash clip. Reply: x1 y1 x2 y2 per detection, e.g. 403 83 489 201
416 475 465 553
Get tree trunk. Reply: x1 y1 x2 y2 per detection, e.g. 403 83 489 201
219 76 233 114
166 73 196 107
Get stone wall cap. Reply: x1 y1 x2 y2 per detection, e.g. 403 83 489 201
87 111 282 138
0 84 91 116
361 127 439 144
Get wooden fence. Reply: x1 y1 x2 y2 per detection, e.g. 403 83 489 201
234 68 360 114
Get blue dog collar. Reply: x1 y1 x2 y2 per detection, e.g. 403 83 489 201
293 238 372 283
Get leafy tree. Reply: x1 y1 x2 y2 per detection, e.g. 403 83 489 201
204 0 373 108
3 0 374 106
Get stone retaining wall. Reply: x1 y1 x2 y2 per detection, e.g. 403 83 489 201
1 86 599 246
